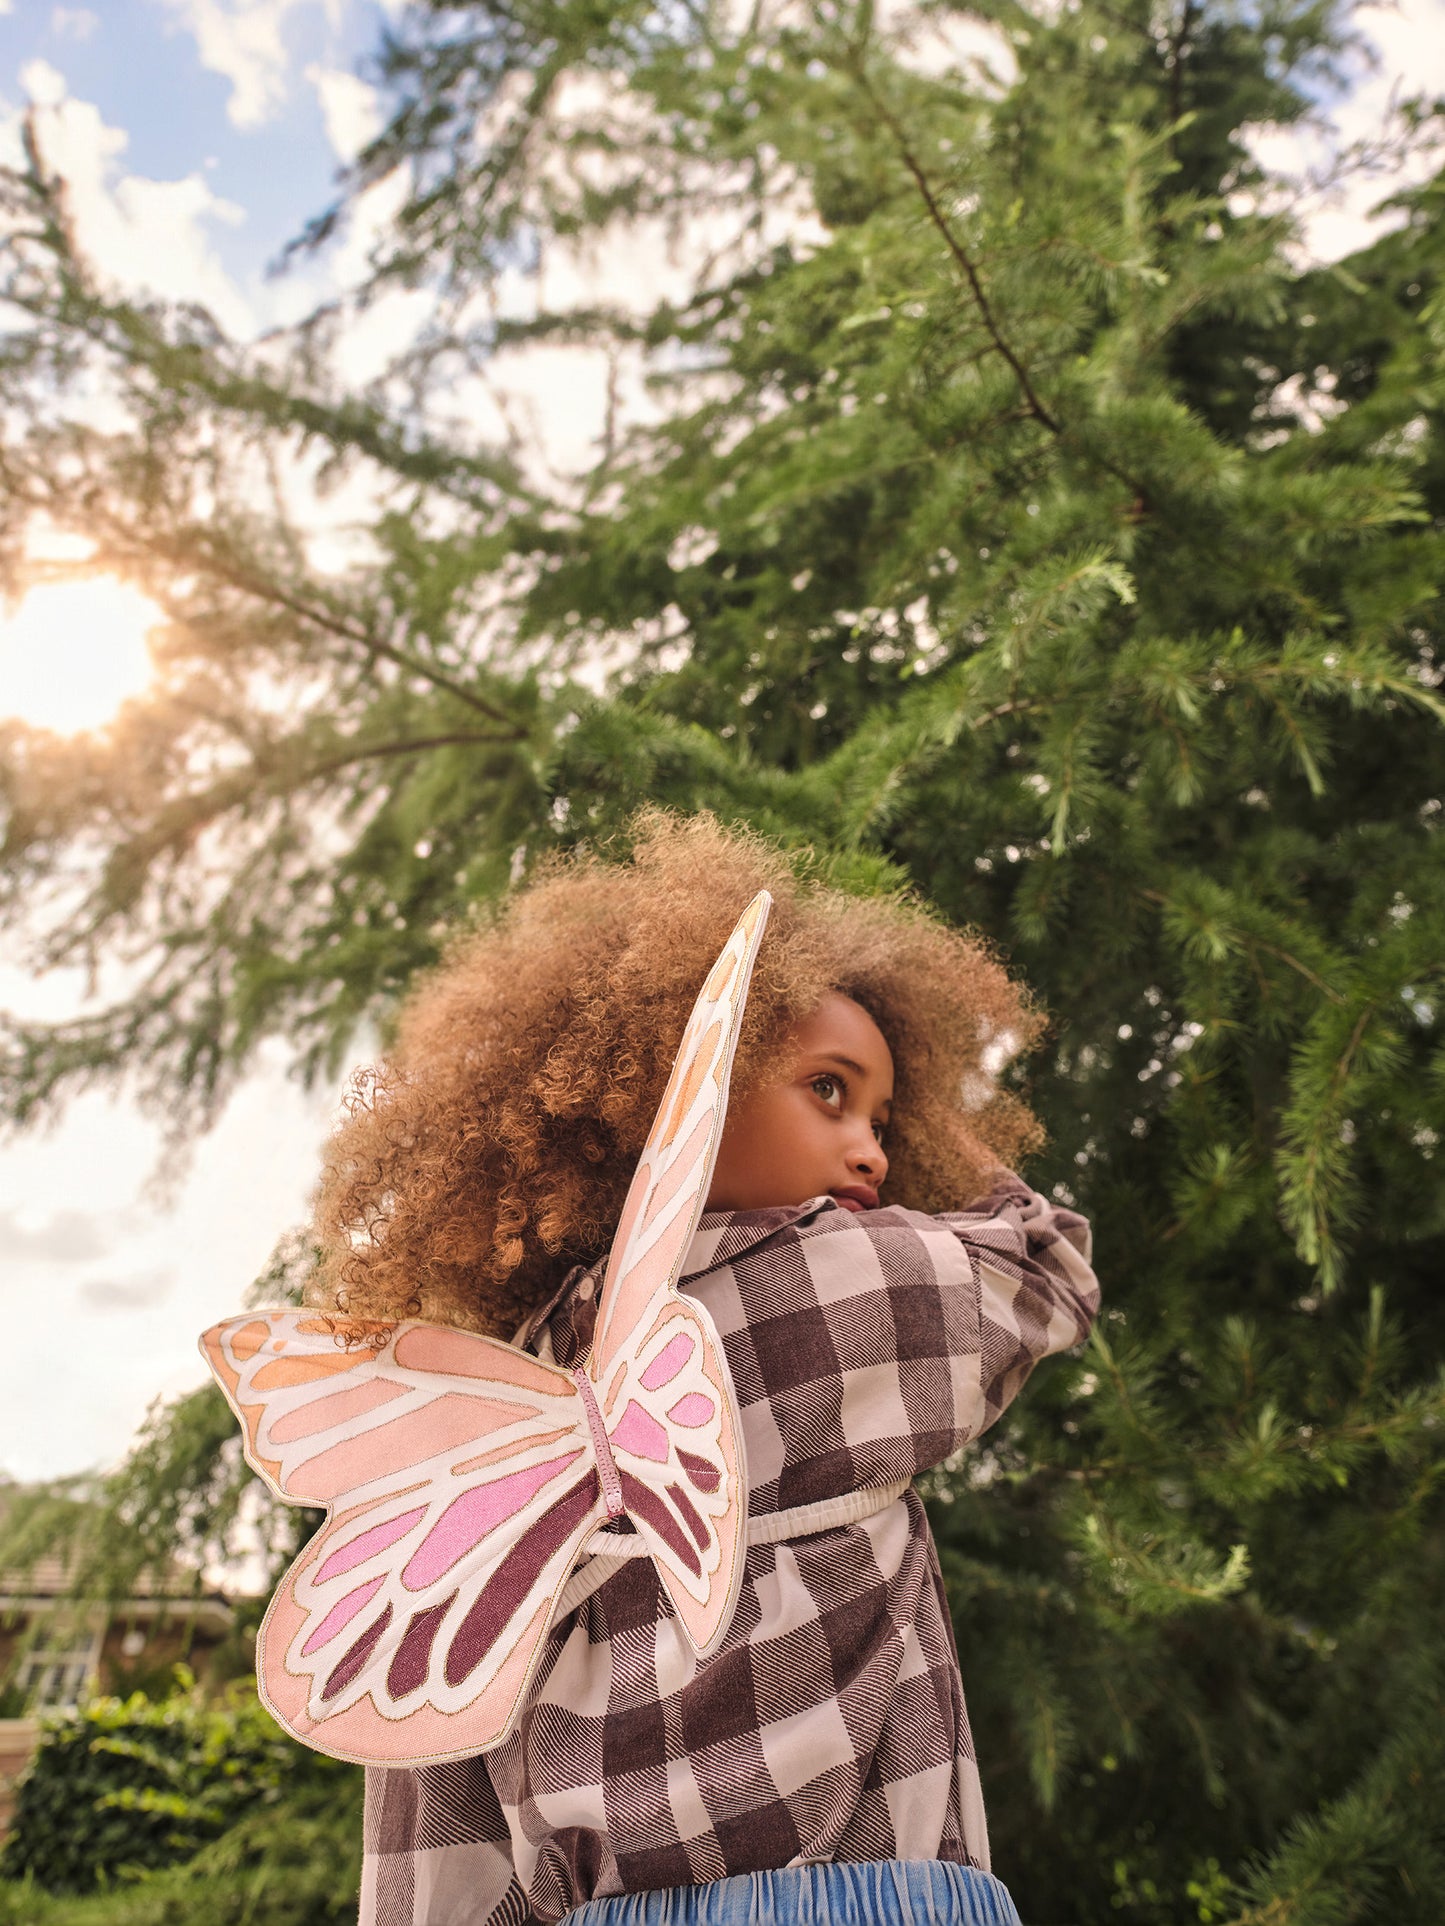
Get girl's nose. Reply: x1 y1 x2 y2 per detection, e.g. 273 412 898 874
848 1136 888 1187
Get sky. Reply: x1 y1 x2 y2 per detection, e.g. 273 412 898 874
0 0 401 1487
0 0 393 321
0 0 1444 1489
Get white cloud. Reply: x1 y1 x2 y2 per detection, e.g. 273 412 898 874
51 6 100 39
0 1209 112 1264
77 1270 176 1312
18 71 255 336
159 0 341 130
0 1056 341 1481
329 285 435 386
1245 0 1445 262
884 0 1016 89
306 62 382 163
321 169 438 382
20 57 68 107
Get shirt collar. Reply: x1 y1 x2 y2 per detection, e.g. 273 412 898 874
512 1260 591 1352
518 1196 847 1350
679 1195 838 1283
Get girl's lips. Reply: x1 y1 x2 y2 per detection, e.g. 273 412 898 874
831 1186 879 1213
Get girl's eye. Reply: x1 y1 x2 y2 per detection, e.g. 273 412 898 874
872 1122 886 1145
811 1074 844 1109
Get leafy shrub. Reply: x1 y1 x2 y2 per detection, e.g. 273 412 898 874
0 1802 362 1926
0 1676 360 1900
0 1790 361 1926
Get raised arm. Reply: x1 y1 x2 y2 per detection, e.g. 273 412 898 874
687 1182 1099 1504
936 1172 1099 1433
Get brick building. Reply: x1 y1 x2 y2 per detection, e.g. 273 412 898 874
0 1507 237 1833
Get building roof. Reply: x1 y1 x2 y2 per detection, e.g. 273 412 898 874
0 1486 235 1621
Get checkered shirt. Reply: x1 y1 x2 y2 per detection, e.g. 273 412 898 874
360 1177 1099 1925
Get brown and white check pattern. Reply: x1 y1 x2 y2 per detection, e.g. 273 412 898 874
360 1178 1098 1926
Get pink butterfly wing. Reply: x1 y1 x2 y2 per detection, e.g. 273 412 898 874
201 1312 605 1763
588 891 771 1655
603 1298 744 1657
592 891 771 1379
199 889 773 1749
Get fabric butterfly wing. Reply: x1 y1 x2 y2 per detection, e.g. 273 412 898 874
199 888 773 1760
589 890 772 1657
596 1296 744 1657
201 1311 606 1764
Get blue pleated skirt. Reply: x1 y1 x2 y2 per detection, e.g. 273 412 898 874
565 1859 1022 1925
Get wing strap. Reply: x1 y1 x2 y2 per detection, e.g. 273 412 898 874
571 1367 624 1518
553 1479 911 1620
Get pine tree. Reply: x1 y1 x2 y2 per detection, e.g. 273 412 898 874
2 1 1443 1920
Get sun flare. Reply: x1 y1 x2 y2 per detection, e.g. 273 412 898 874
0 577 163 736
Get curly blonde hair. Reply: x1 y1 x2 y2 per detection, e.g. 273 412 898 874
311 814 1042 1338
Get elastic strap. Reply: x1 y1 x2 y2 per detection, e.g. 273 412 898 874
743 1479 910 1547
552 1479 910 1621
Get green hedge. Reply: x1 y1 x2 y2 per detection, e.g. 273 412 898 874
0 1811 362 1926
0 1677 360 1907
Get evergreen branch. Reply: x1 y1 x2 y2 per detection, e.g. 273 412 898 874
1260 684 1326 796
9 119 531 512
0 274 521 520
0 452 527 733
846 62 1061 437
818 692 1038 842
6 724 521 961
300 728 529 777
1166 0 1199 144
1228 1681 1445 1925
1140 889 1345 1003
1276 998 1379 1284
177 555 522 731
1086 1329 1170 1455
846 63 1162 515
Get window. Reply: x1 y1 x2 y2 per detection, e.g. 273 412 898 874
12 1617 102 1709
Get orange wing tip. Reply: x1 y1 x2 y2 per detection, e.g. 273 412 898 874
199 1327 241 1403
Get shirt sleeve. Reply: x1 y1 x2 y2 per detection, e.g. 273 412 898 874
934 1172 1100 1436
360 1759 537 1926
686 1181 1099 1508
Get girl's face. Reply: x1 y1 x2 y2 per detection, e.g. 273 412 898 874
706 993 893 1214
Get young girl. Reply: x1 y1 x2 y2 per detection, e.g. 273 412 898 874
311 814 1099 1926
